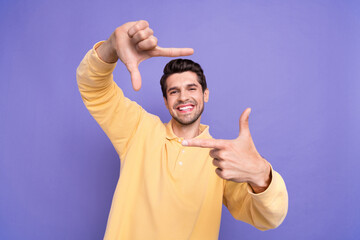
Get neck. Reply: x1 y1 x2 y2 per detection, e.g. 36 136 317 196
171 118 202 139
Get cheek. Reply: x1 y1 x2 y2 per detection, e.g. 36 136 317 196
196 95 205 104
167 99 176 109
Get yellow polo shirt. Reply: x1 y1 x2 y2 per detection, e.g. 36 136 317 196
76 42 288 240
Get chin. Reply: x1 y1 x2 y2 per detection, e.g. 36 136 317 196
172 115 201 126
170 105 205 126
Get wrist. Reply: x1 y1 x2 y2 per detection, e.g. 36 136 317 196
249 161 272 193
95 38 118 63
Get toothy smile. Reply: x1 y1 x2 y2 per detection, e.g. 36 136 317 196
176 104 194 112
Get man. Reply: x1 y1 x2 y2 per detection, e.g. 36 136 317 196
77 20 288 240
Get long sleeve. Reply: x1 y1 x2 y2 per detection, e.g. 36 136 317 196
223 168 288 231
76 42 145 160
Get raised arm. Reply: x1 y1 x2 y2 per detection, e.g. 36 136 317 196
182 108 288 230
96 20 194 91
182 108 272 192
76 20 193 158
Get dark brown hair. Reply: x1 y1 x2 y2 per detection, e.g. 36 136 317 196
160 59 207 99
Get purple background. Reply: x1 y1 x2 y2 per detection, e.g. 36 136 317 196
1 0 359 239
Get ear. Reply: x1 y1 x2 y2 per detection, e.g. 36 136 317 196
163 97 169 109
204 88 209 103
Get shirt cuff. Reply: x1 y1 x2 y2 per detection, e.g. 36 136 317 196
247 167 285 200
87 41 117 74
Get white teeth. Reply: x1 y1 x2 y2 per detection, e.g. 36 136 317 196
179 106 193 111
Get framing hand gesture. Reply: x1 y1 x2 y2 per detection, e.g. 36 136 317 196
183 108 272 193
96 20 194 91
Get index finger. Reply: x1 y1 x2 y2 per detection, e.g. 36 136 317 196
182 138 226 149
150 46 194 57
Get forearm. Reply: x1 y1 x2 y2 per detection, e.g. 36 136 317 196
76 42 117 93
76 43 143 156
224 169 288 230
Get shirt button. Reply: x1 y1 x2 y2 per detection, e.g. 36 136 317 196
178 139 182 142
181 150 185 153
179 161 183 166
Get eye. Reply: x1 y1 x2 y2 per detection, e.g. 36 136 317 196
169 90 178 95
189 88 196 91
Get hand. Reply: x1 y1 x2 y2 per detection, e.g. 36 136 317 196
182 108 272 193
96 20 194 91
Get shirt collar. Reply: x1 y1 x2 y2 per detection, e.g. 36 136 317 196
165 119 212 140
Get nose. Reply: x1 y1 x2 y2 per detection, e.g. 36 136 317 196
179 90 190 102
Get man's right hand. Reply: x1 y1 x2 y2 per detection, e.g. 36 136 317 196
96 20 194 91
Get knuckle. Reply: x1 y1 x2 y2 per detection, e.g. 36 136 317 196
114 27 124 37
168 48 173 56
152 36 158 45
148 28 154 35
199 142 207 148
139 20 149 27
137 42 146 50
217 162 224 170
219 170 229 180
138 30 147 40
115 26 122 33
209 149 216 158
133 23 141 31
215 168 222 177
219 161 227 169
133 32 142 41
150 37 157 46
217 151 227 160
131 25 141 35
212 159 217 166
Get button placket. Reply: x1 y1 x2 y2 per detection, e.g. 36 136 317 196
178 147 185 166
172 138 186 174
175 143 187 171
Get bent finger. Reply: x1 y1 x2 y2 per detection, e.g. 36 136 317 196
209 149 221 159
132 28 154 44
128 20 149 38
215 168 224 179
212 158 222 168
137 36 158 51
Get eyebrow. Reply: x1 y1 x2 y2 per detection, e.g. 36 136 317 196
186 83 198 88
167 86 179 93
167 84 199 93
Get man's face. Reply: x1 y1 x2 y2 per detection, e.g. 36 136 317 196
164 71 209 126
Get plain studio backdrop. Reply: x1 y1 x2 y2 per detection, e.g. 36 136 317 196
0 0 359 239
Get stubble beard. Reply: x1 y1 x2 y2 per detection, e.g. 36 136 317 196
171 103 205 126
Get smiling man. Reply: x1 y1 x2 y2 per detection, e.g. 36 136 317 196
77 20 288 240
162 60 209 138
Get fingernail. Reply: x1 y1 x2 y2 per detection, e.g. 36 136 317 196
182 140 188 146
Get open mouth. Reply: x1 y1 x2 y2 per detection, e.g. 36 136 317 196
176 104 194 113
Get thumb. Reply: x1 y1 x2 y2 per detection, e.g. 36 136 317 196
238 108 251 137
126 63 142 91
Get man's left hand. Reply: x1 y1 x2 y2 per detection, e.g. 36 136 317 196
182 108 271 193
